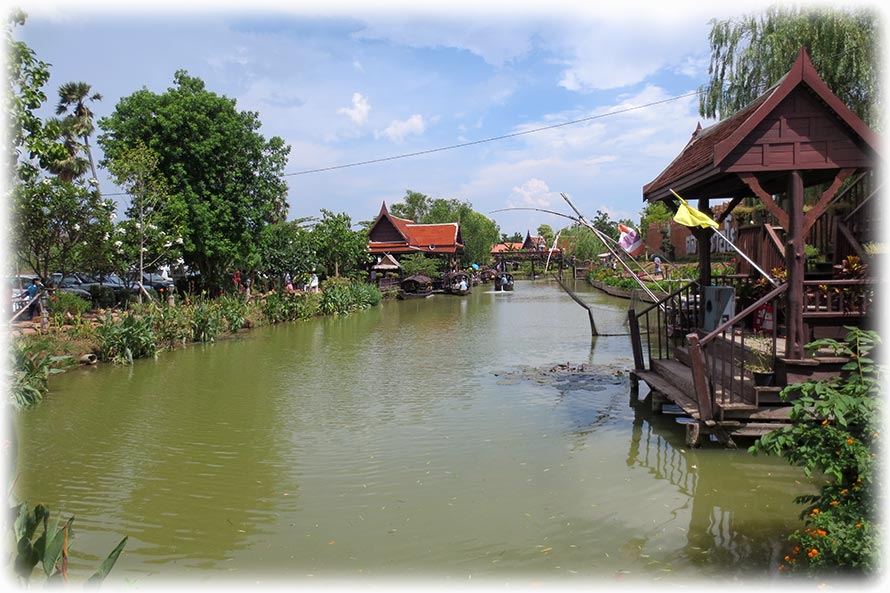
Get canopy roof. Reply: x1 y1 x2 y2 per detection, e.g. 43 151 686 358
643 48 880 204
367 202 464 255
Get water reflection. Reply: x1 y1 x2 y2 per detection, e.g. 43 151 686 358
12 279 811 583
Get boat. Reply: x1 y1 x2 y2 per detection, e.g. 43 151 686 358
494 273 515 291
442 271 471 295
397 274 433 299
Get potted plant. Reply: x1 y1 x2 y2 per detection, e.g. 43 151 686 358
749 353 775 387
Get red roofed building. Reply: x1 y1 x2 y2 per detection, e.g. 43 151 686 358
367 202 464 269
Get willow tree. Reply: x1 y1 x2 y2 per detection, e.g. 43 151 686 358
699 5 882 128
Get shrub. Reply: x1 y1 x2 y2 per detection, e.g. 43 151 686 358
190 299 225 343
95 312 157 364
89 285 116 309
151 305 192 349
218 294 249 332
47 291 90 327
750 327 881 575
9 342 71 408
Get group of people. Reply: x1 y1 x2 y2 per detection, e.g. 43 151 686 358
283 272 319 293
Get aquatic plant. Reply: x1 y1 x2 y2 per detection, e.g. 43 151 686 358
12 502 127 585
9 342 71 408
751 327 881 574
190 299 225 343
95 311 157 364
217 294 249 332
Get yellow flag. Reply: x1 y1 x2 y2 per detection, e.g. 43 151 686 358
670 189 719 229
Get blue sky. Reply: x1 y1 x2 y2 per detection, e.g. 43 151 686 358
15 0 876 236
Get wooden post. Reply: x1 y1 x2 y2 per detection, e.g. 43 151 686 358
687 333 713 422
786 170 806 360
628 308 645 371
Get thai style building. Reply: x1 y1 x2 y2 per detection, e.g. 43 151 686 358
629 48 880 446
366 202 464 272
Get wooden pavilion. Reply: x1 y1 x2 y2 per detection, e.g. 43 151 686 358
629 48 880 446
367 202 464 272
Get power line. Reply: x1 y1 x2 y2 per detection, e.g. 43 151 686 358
285 90 702 176
100 89 703 194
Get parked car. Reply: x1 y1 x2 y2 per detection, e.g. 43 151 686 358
127 272 176 295
50 273 93 303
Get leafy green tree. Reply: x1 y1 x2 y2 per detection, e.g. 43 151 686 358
422 198 499 266
559 223 606 262
501 232 523 243
312 209 370 278
389 190 430 221
750 328 880 574
43 115 90 182
537 224 555 247
258 219 316 287
12 177 114 280
700 5 881 127
398 253 442 278
4 10 64 182
55 81 103 187
98 70 290 292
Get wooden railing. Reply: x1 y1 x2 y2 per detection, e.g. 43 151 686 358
688 284 787 420
629 280 700 371
803 278 874 320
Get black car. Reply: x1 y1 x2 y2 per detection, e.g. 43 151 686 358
128 272 176 294
51 273 94 303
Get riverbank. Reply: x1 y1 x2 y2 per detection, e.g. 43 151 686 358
9 277 386 407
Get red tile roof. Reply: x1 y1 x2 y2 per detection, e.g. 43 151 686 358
368 202 463 254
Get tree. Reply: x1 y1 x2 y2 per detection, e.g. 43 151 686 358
4 10 63 182
55 81 103 188
258 220 316 287
12 177 113 280
421 198 499 266
699 5 881 127
312 209 369 278
537 224 555 247
389 190 430 221
105 141 181 300
43 116 90 181
98 70 290 292
501 232 523 243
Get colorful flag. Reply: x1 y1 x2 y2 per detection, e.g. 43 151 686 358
617 223 646 256
670 189 719 229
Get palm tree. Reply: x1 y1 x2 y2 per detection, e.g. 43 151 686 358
44 116 90 182
55 81 102 189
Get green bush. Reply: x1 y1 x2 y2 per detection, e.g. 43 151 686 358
191 299 225 343
47 291 90 327
96 312 157 364
9 342 71 408
218 294 249 332
750 327 881 575
151 305 193 349
89 285 116 309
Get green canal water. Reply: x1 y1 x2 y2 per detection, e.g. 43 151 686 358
10 279 814 586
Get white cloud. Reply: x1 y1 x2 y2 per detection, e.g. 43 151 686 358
338 92 371 125
509 178 559 208
378 114 426 142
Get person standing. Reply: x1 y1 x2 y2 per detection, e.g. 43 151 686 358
653 256 663 279
309 272 319 293
21 277 41 321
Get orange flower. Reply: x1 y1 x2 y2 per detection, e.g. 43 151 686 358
821 419 829 425
846 438 854 444
778 564 787 571
811 508 820 515
830 500 839 506
855 523 863 529
815 529 827 536
807 549 819 558
840 489 848 495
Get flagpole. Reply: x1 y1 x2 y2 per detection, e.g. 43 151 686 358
559 193 664 304
668 188 778 287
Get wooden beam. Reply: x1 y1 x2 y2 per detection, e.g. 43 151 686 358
687 333 713 422
738 173 789 230
786 171 806 360
803 168 857 233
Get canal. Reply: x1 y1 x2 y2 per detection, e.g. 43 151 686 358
11 279 813 585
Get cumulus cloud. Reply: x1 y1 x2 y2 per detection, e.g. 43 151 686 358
379 114 426 142
509 178 559 208
338 92 371 125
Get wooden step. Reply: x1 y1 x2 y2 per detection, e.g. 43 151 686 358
632 369 700 419
651 358 697 395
